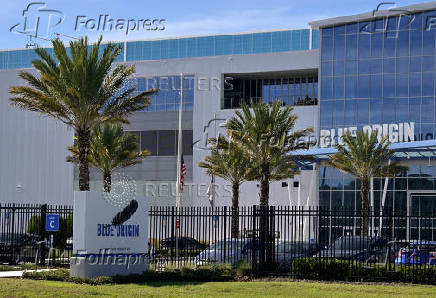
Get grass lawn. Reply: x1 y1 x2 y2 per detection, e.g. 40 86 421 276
0 279 435 297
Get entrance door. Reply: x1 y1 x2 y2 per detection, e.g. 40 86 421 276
408 193 436 241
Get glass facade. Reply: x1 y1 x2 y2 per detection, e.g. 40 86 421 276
320 11 436 142
318 166 436 213
223 75 318 109
318 10 436 215
0 44 124 70
126 29 316 61
319 163 436 239
133 75 194 112
0 29 318 70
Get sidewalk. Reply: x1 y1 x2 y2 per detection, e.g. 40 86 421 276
0 269 56 278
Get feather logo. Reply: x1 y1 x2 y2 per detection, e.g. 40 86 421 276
111 199 138 226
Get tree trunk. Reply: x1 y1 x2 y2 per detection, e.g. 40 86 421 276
260 163 270 206
360 179 370 236
77 129 90 191
231 183 239 238
103 170 112 192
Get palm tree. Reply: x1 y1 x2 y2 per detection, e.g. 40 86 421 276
326 130 407 236
199 136 254 237
226 100 313 206
66 123 150 192
9 36 157 191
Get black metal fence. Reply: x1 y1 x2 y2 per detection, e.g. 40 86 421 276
3 202 435 281
0 203 73 266
149 206 436 281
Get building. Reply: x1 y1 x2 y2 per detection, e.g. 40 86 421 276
2 2 436 230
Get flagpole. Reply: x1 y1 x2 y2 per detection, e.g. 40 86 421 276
176 73 183 209
212 112 217 208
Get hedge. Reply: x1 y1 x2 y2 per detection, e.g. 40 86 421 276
291 258 436 285
22 264 245 285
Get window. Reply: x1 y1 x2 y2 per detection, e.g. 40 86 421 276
333 77 344 99
332 100 344 127
321 100 333 127
358 34 370 59
141 131 158 156
158 130 176 156
334 35 345 59
344 99 356 126
182 130 193 155
369 99 382 124
346 34 357 60
223 74 318 109
321 35 333 61
133 130 194 156
136 75 194 112
334 60 345 76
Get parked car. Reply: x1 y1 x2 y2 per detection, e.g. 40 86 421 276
394 241 436 265
0 233 43 263
317 236 388 262
159 236 207 251
194 239 319 268
194 238 260 266
275 241 321 270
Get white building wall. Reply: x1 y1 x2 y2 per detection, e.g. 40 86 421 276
129 50 319 207
0 69 74 205
0 49 318 207
192 106 319 207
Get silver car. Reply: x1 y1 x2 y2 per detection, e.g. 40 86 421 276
194 238 256 266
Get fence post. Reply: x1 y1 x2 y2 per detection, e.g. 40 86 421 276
317 206 322 269
10 204 16 264
170 206 175 264
251 205 257 275
39 204 47 266
223 206 227 263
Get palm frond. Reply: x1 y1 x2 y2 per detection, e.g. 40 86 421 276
67 123 148 175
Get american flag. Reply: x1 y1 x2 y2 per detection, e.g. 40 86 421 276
180 155 187 192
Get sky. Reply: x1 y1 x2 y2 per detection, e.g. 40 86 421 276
1 0 433 49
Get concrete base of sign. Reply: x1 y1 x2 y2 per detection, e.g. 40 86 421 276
70 256 149 278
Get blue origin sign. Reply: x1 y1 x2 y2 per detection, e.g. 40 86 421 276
46 214 59 232
97 223 140 238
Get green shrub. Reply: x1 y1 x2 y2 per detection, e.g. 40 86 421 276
27 214 73 248
291 258 436 285
22 269 70 281
69 275 114 285
235 260 252 277
22 265 236 284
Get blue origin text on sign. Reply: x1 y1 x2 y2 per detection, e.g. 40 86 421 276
46 214 59 232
